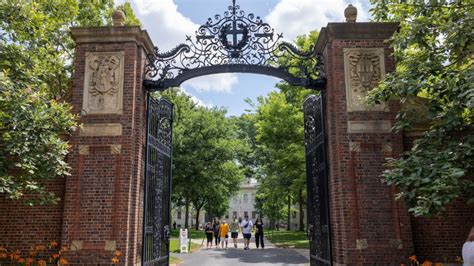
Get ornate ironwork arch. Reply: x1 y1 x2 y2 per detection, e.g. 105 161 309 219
143 0 326 91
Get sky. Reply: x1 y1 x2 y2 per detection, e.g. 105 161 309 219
117 0 372 116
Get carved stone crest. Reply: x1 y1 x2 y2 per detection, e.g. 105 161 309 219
82 52 124 115
344 48 386 112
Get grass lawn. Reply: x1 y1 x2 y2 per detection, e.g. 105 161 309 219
171 228 205 240
266 230 309 249
169 255 182 265
170 238 201 253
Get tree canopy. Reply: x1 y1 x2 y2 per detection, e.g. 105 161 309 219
368 0 474 216
250 31 319 229
0 0 140 204
161 89 245 228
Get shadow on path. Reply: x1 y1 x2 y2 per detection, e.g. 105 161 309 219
174 235 309 266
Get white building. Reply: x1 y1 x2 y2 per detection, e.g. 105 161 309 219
172 177 305 230
225 177 265 223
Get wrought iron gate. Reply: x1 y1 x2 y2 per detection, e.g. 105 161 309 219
304 94 332 265
143 95 173 265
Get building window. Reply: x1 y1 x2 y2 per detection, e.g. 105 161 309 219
252 211 256 219
233 211 238 219
177 211 182 219
244 211 248 218
225 214 229 219
292 211 296 218
243 193 248 203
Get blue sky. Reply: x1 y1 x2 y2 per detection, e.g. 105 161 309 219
118 0 371 116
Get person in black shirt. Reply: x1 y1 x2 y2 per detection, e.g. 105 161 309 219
213 219 221 247
205 222 214 248
254 217 265 249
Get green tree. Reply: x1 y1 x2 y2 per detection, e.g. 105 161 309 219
368 1 474 216
0 77 77 205
250 31 320 231
161 89 244 228
253 92 306 230
0 0 140 204
254 175 286 229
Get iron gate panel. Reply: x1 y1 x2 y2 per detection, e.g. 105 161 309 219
304 94 332 266
143 95 173 266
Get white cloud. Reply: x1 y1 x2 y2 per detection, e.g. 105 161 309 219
266 0 370 41
118 0 239 93
181 74 238 93
178 88 213 108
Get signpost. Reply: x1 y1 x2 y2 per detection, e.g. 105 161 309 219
180 228 189 253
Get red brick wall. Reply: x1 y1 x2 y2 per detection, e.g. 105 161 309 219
403 134 474 262
411 199 473 262
319 23 414 264
0 179 65 254
60 27 150 265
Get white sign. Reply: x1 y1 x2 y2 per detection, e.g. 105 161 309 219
180 229 189 253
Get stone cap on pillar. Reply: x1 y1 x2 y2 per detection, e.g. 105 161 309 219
70 26 155 54
315 22 399 53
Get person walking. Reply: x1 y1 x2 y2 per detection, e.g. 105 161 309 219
219 220 230 249
463 226 474 265
204 222 214 248
230 217 240 248
213 219 220 247
254 217 265 249
240 215 253 250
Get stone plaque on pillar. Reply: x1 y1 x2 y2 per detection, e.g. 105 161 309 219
82 51 124 115
343 48 386 112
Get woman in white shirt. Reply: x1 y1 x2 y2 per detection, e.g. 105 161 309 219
463 226 474 266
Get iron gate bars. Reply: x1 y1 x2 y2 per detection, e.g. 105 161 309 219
143 0 326 91
304 94 332 265
143 96 173 266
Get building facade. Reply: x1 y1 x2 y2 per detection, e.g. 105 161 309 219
172 177 306 230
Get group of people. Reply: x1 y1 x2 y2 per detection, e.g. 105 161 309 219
204 215 265 250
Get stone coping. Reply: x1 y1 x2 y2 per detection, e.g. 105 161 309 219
315 22 399 53
70 26 155 54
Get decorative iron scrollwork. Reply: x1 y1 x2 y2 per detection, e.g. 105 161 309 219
143 0 326 91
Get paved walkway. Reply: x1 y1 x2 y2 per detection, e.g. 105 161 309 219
173 234 309 266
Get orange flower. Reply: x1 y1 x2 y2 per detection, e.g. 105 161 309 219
114 250 122 257
59 258 69 265
421 261 432 266
0 246 6 252
25 257 34 266
409 255 418 262
60 246 68 253
10 250 21 261
37 259 47 266
111 257 120 264
18 258 25 263
50 240 58 248
28 249 37 257
434 263 442 266
34 245 46 252
51 253 60 260
0 253 7 259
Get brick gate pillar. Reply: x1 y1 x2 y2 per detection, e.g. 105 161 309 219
62 21 154 264
315 15 414 264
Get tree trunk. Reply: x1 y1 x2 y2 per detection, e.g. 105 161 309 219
298 189 304 231
195 207 201 230
185 200 190 229
269 219 275 230
287 194 291 231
